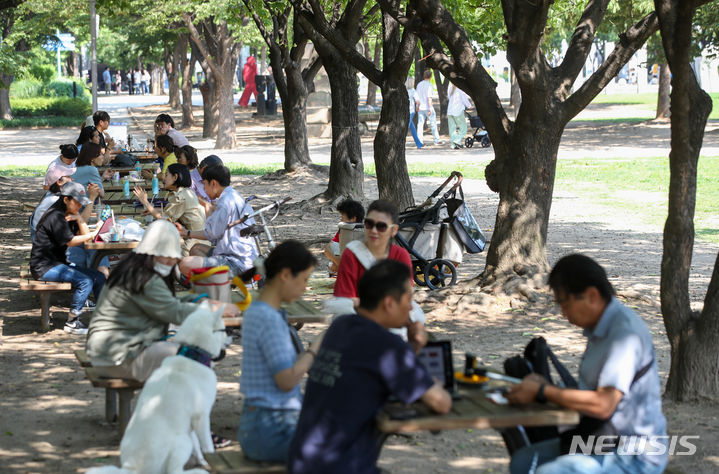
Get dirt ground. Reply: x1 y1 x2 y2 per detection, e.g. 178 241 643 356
1 113 719 473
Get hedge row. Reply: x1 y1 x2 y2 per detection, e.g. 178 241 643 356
10 97 92 118
10 78 91 101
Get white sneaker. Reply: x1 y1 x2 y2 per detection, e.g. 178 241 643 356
64 319 88 335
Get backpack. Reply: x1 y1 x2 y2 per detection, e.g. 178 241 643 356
499 337 578 454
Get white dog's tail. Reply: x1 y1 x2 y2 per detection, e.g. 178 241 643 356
85 466 133 474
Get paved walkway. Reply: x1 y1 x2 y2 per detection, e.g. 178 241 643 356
1 93 718 170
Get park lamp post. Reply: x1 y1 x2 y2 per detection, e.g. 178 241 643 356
90 0 98 113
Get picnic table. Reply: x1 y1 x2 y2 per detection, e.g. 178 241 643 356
85 241 140 269
98 162 158 176
377 385 579 433
102 190 169 205
103 179 153 192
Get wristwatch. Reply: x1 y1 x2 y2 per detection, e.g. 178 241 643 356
535 383 547 403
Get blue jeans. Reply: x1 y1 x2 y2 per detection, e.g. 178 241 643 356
510 438 668 474
41 264 105 314
67 245 110 269
237 404 299 462
409 112 423 148
417 109 441 144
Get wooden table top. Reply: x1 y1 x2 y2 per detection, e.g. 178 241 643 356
103 179 153 192
85 241 140 251
102 190 169 204
377 386 579 433
98 163 158 175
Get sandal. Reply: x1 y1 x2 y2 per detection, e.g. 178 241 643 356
212 433 232 449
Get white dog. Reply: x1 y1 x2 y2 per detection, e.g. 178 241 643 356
87 302 231 474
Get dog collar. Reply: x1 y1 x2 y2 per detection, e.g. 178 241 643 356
177 345 213 368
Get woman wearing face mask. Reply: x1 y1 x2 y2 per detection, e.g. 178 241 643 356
133 163 207 256
86 220 239 382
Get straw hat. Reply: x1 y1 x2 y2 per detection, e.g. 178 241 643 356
132 219 182 259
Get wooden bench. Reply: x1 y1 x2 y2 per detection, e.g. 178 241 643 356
205 450 285 473
74 350 144 435
19 268 72 331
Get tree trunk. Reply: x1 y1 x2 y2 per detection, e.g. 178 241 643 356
510 69 522 117
214 73 237 149
67 51 80 77
180 35 195 129
0 81 12 120
374 79 414 210
481 108 561 282
151 66 162 95
365 38 380 106
202 71 218 138
322 50 364 200
655 63 671 119
167 39 182 110
433 69 449 135
655 0 718 402
277 62 312 171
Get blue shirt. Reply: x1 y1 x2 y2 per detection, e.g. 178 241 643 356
240 301 302 410
204 186 258 272
71 165 104 193
580 297 667 465
287 314 434 473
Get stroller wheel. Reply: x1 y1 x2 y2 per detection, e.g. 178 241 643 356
423 259 458 290
413 263 428 286
464 137 474 149
480 135 491 148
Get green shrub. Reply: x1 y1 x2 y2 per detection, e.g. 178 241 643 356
9 78 43 98
10 97 91 118
0 117 85 129
28 64 56 84
43 78 90 100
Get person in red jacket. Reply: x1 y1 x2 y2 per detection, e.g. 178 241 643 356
238 56 258 107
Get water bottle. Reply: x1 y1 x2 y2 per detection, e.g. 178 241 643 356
135 161 142 174
123 176 130 197
152 172 159 195
112 171 120 186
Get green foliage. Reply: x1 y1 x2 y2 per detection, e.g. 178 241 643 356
43 78 91 100
10 97 91 117
0 117 85 129
28 63 57 83
9 78 43 98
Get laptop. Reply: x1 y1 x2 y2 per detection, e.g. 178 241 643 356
417 340 460 399
93 216 115 243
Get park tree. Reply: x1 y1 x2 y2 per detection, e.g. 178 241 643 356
404 0 659 285
243 0 322 171
655 0 718 401
295 0 382 201
295 0 418 210
183 10 242 149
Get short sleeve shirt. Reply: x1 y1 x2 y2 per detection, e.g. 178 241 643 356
162 153 177 174
163 187 206 231
30 200 77 278
71 165 105 193
44 157 76 186
167 128 190 148
239 301 302 409
287 314 434 473
414 79 434 112
334 244 412 298
580 298 667 465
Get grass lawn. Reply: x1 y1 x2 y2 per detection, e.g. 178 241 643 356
4 155 717 243
591 92 719 120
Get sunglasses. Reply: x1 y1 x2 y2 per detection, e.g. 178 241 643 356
364 218 391 232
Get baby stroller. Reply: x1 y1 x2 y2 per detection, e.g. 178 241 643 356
464 114 491 148
395 171 487 289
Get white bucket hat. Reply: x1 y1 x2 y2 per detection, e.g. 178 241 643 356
132 219 182 259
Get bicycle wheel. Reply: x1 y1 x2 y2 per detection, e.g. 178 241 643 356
423 259 457 290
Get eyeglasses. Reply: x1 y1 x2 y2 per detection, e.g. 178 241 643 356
364 218 390 232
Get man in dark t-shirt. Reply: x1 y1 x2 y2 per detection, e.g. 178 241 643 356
287 260 451 474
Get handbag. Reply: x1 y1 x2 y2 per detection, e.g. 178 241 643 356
444 185 486 253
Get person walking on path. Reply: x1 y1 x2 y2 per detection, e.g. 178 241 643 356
407 81 423 149
447 83 473 149
102 67 111 95
238 56 258 107
414 69 444 146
